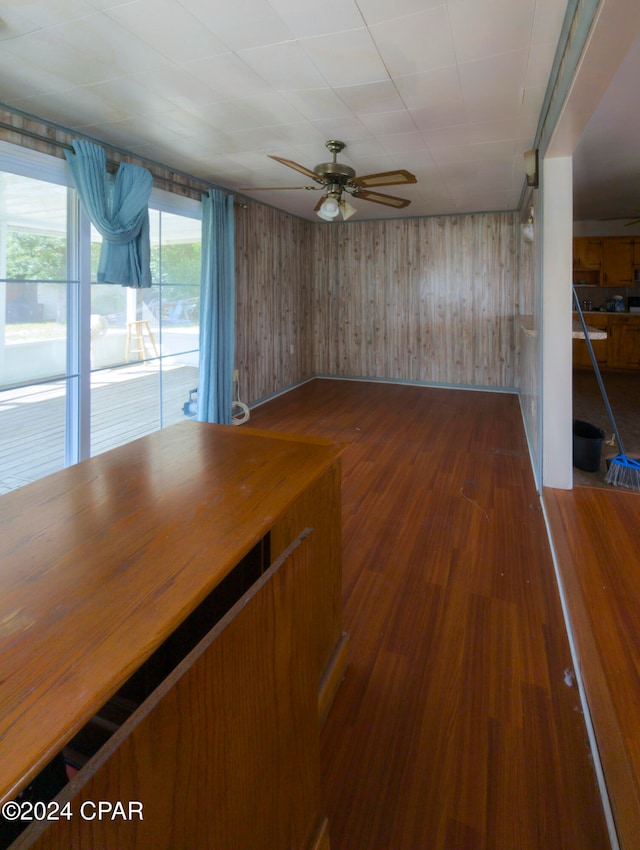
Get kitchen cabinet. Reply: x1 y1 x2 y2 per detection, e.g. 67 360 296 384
601 237 634 286
634 239 640 268
608 315 640 368
573 237 603 270
572 312 640 370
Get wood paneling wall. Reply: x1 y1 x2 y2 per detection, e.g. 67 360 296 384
1 116 522 399
234 200 314 404
312 213 519 388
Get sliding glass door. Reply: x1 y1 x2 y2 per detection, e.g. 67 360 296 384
0 144 201 494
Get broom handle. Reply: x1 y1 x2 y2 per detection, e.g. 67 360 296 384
572 287 626 455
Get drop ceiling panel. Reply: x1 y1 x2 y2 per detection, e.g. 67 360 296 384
0 0 577 221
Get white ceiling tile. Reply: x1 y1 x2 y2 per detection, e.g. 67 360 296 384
130 66 230 114
520 86 547 120
54 15 172 75
356 0 444 26
1 29 117 88
238 41 328 90
188 100 276 134
358 110 419 135
376 131 427 156
430 139 517 164
0 7 41 39
230 92 307 127
370 7 456 76
399 158 440 183
448 0 535 64
423 119 521 151
229 122 323 153
105 0 229 63
525 40 559 89
532 0 569 46
450 190 517 212
336 80 407 115
458 50 529 100
266 0 365 38
14 86 135 128
409 101 467 132
281 88 354 121
395 66 464 110
84 76 178 119
181 53 271 101
1 0 97 29
178 0 294 50
0 0 577 221
463 90 524 124
300 28 388 88
309 116 372 142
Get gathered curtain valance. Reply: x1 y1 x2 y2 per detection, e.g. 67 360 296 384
65 140 153 288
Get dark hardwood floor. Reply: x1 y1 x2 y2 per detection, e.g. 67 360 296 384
246 379 611 850
545 484 640 850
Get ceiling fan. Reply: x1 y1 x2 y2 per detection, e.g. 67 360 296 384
240 140 417 220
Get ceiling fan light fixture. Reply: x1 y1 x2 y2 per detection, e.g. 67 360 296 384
317 195 340 219
340 199 357 220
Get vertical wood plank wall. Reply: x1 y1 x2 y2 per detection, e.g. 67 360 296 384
234 200 314 404
235 208 521 402
312 212 519 387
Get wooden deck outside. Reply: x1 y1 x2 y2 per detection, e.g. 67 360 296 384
247 379 612 850
0 364 198 494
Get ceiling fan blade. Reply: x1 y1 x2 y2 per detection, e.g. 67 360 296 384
625 218 640 226
238 185 320 191
354 189 411 209
268 155 323 182
352 169 417 189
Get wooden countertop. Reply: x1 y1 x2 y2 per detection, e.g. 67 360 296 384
0 422 344 803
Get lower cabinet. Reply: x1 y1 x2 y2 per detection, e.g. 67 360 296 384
573 313 640 370
609 316 640 368
10 532 329 850
0 423 346 850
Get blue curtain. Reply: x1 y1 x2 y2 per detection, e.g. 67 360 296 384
197 189 235 424
65 140 153 288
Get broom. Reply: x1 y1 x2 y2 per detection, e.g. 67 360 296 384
573 287 640 491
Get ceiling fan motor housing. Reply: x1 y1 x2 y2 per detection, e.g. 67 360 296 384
313 162 356 183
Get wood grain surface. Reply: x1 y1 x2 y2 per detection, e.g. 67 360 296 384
234 205 520 408
0 422 343 805
545 484 640 850
14 531 326 850
248 378 611 850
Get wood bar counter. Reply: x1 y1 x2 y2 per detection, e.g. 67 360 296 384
0 422 347 849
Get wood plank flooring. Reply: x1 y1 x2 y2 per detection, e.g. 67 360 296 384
545 484 640 850
246 379 611 850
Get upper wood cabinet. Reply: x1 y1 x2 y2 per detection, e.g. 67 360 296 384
601 237 634 287
634 239 640 268
573 237 602 270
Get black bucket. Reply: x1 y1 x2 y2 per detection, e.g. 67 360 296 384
573 420 605 472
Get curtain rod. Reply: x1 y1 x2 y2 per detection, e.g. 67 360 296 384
0 118 246 205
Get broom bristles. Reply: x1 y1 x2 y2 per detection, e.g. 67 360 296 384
605 454 640 491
